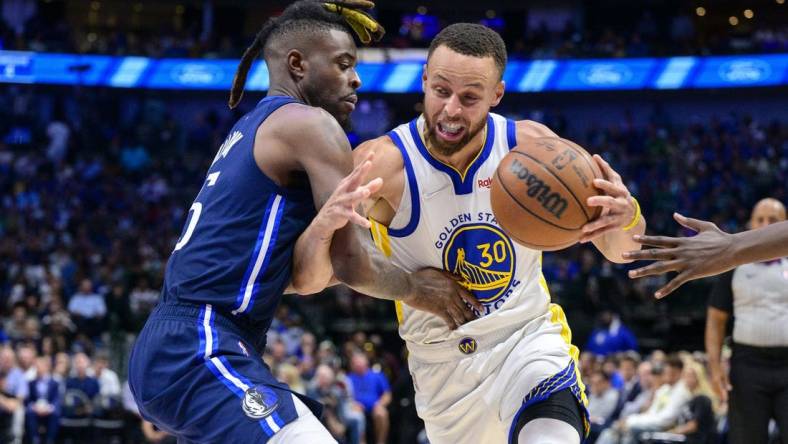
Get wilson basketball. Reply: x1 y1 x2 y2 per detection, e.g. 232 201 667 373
490 137 604 251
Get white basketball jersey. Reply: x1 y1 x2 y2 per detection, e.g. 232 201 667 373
370 113 553 346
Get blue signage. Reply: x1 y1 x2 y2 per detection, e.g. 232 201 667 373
0 50 785 92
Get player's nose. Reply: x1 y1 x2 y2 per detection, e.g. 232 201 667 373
444 95 462 118
349 69 361 90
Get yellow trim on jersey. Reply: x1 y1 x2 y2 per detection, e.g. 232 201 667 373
369 218 392 257
418 118 488 182
368 218 403 323
549 303 589 408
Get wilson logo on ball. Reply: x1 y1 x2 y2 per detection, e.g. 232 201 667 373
508 159 569 219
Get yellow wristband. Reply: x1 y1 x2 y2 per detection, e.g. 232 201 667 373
622 197 641 232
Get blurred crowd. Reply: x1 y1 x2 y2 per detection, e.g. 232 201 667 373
0 0 786 59
0 80 785 442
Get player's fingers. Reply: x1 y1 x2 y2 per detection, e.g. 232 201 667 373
673 213 715 233
587 195 617 208
591 179 627 197
579 225 618 243
344 159 373 190
627 260 681 279
437 311 457 330
655 271 691 298
454 294 476 323
456 285 483 312
582 214 618 233
632 234 680 248
361 177 383 196
593 154 622 183
446 305 465 328
622 248 677 261
348 211 371 229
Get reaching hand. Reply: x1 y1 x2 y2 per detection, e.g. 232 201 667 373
313 153 383 234
404 268 484 330
623 213 736 298
580 155 637 243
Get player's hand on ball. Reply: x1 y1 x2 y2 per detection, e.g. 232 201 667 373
314 153 383 234
623 213 735 298
580 154 637 243
405 268 483 329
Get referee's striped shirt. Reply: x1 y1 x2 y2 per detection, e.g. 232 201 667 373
709 258 788 347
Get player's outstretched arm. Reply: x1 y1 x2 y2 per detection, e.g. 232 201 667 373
276 106 480 329
287 156 382 295
516 120 645 263
624 215 788 298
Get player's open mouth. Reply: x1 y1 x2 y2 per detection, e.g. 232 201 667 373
437 121 465 142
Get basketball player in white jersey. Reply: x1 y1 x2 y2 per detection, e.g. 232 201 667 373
352 24 646 444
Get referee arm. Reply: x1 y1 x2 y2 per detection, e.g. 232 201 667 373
705 272 734 403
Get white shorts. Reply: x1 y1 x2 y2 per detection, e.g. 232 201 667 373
406 305 588 444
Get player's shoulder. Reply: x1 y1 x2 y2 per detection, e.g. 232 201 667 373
261 102 345 147
354 134 404 170
514 119 560 139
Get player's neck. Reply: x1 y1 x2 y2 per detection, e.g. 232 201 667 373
425 123 488 173
267 85 305 103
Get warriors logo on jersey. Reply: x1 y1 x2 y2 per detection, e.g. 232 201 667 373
441 221 517 305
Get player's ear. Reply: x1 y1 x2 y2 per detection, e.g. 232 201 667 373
491 80 505 107
421 64 428 93
286 49 307 81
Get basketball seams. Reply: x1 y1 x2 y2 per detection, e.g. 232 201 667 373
493 169 579 232
555 138 603 220
507 150 591 224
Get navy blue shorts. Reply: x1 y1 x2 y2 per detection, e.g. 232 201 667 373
128 302 322 443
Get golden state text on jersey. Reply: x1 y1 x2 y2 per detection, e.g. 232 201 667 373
435 213 521 316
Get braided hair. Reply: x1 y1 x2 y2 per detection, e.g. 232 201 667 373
228 0 384 109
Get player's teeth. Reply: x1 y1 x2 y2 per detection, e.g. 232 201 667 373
441 123 461 134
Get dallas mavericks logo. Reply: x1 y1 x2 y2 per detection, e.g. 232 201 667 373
241 386 279 420
442 223 515 303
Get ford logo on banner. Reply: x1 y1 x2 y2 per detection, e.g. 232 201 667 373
578 63 633 86
0 51 33 82
718 59 771 83
171 63 224 86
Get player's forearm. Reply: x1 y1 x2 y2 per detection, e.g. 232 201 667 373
329 224 413 301
730 220 788 266
598 216 646 263
290 222 335 295
705 310 727 370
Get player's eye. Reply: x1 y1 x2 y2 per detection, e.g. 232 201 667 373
434 87 449 97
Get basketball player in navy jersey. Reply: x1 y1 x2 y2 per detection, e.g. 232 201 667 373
127 2 479 443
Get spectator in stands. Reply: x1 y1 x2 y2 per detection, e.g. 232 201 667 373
617 360 658 421
25 356 60 444
17 343 36 381
617 354 641 409
308 364 365 444
662 359 717 444
588 370 620 439
52 352 70 385
65 352 99 402
585 310 638 357
93 350 120 398
67 280 106 339
348 352 391 444
601 355 691 444
0 346 26 442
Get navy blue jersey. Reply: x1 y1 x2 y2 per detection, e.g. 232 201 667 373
163 96 315 331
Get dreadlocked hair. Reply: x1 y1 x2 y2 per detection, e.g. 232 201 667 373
228 0 385 109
